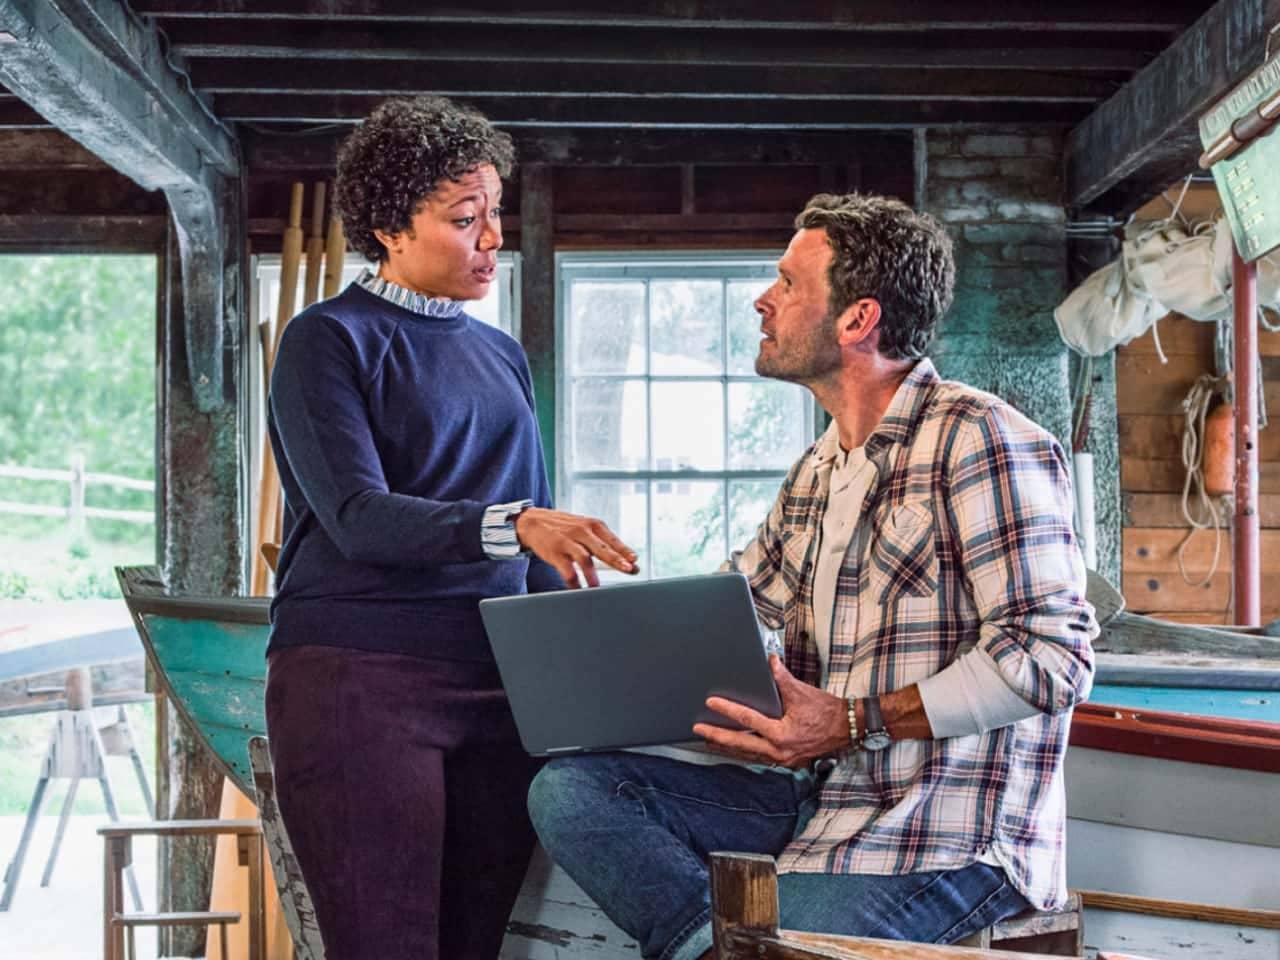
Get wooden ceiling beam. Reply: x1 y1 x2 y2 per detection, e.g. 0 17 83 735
156 20 1159 73
0 93 47 127
1065 0 1280 215
244 127 915 171
0 129 106 168
223 93 1089 128
130 0 1206 33
189 58 1120 101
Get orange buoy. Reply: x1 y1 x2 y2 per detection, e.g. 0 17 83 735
1203 402 1235 496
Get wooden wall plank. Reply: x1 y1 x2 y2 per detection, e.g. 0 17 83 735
1119 413 1280 461
1116 353 1280 415
1123 492 1280 527
1121 572 1232 614
1123 527 1280 574
1122 314 1280 358
1121 458 1280 494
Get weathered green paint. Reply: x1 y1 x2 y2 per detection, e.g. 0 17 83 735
142 615 268 794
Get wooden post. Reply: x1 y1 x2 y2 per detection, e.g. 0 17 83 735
1232 248 1261 626
302 181 326 308
710 852 780 959
519 165 556 491
322 196 346 299
68 452 86 539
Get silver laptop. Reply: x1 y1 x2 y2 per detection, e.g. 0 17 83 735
479 572 782 756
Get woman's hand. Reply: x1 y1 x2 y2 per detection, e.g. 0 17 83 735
514 507 638 588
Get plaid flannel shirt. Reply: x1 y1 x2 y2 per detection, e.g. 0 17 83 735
727 359 1097 910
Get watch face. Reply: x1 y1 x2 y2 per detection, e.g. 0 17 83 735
862 730 892 751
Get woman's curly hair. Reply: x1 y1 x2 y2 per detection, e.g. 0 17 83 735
334 96 516 262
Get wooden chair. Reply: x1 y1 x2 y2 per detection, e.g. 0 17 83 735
247 736 326 959
100 819 265 960
709 852 1108 960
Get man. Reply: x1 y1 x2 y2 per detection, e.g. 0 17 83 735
528 193 1097 960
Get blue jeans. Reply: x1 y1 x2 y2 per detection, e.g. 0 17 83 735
528 752 1029 960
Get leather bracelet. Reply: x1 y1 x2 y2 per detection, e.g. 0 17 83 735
846 697 859 749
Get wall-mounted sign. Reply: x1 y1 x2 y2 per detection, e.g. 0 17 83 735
1199 47 1280 263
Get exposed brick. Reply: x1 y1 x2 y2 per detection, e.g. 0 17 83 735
931 158 999 179
938 205 991 224
1002 243 1065 265
1029 134 1060 157
961 134 1029 157
926 132 960 158
963 223 1061 246
994 200 1064 222
997 158 1059 183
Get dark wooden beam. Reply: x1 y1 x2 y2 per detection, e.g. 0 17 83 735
0 0 241 412
0 129 105 168
190 57 1118 101
131 0 1206 32
224 94 1089 128
0 93 48 127
1065 0 1280 214
244 127 915 171
0 214 165 252
520 165 556 490
159 19 1159 73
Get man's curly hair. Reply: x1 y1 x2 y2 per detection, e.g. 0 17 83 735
795 193 955 360
335 96 515 262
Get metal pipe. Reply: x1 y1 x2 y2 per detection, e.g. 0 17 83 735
1232 249 1261 626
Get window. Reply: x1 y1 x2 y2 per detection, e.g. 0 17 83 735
559 253 817 581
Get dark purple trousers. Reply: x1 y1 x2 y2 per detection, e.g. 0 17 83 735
265 645 542 960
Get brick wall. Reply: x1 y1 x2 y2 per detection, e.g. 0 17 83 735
922 129 1122 584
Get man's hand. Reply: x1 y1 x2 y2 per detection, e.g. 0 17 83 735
514 507 638 588
692 655 850 769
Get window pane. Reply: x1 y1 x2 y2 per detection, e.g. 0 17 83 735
651 381 724 471
727 279 771 374
651 480 724 578
570 281 646 375
649 280 722 375
570 479 649 581
727 381 809 470
728 480 782 554
571 379 647 471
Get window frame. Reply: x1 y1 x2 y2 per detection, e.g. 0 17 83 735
555 250 822 578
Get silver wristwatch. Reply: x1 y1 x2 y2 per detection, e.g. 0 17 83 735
860 696 892 752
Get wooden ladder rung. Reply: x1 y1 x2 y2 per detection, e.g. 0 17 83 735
113 910 241 927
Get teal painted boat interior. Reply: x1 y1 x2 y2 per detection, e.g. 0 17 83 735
137 602 1280 799
143 614 269 790
1091 684 1279 725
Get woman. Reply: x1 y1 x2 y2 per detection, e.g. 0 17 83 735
265 96 637 959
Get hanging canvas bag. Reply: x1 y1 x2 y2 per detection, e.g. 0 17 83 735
1053 252 1165 356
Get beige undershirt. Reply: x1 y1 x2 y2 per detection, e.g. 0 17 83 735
811 445 876 689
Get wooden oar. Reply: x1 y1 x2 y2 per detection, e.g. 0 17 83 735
250 183 305 597
322 187 346 299
302 181 325 308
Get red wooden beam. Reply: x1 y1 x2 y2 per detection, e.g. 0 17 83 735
1233 249 1262 625
1071 702 1280 773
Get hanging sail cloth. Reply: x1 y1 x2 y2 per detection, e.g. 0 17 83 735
1054 217 1280 357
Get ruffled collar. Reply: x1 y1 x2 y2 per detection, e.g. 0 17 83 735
355 268 467 319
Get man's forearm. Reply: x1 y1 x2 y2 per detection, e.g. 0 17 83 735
867 685 934 741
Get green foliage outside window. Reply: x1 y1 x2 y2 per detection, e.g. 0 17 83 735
0 255 157 599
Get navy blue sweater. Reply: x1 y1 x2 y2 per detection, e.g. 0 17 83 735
267 282 563 661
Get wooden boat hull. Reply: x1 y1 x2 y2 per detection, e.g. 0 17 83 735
117 566 1280 958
